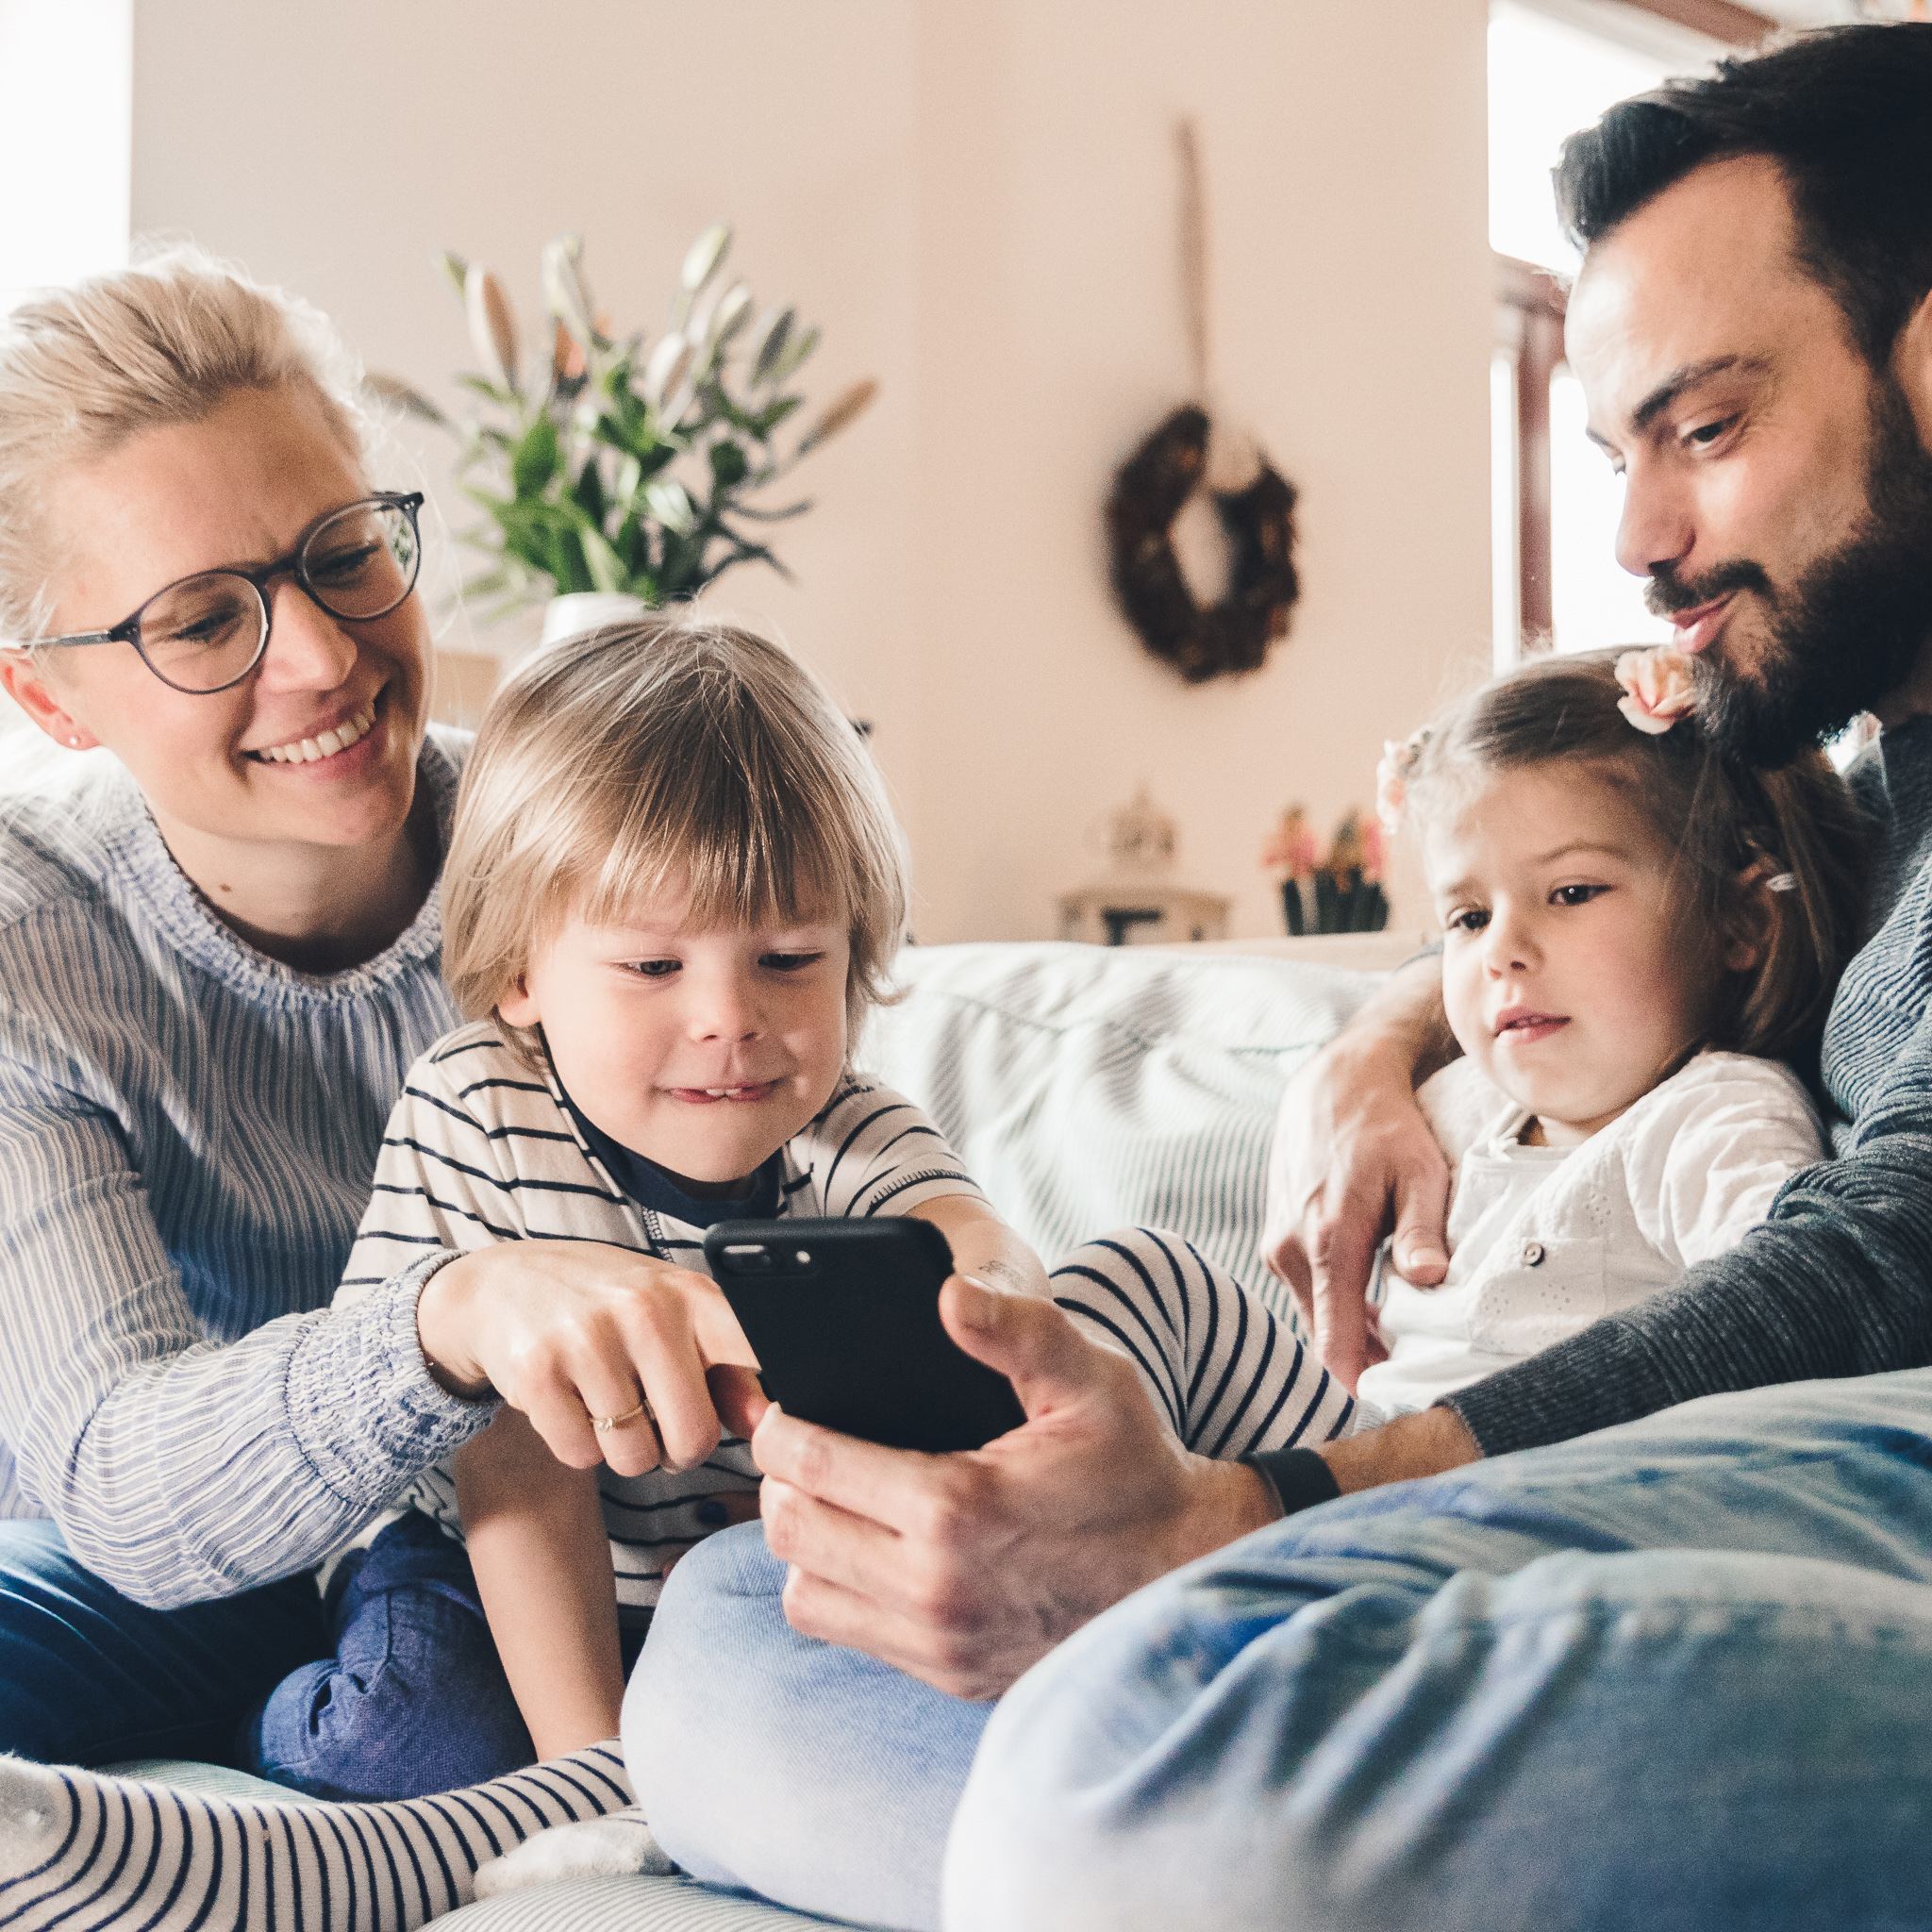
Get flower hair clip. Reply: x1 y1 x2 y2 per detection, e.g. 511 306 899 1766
1375 724 1432 835
1614 646 1697 735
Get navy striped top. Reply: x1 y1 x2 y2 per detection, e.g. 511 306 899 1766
341 1021 988 1609
0 729 494 1608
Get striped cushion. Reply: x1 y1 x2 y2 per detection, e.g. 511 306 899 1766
431 1874 826 1928
863 941 1380 1319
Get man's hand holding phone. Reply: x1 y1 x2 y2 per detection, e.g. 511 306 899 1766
751 1276 1280 1701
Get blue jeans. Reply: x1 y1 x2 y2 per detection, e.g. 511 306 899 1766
634 1372 1932 1932
244 1510 650 1799
242 1510 537 1799
0 1518 326 1767
627 1522 990 1931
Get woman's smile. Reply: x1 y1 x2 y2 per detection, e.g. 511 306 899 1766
243 697 378 767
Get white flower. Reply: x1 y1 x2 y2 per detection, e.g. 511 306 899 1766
640 333 692 410
464 266 520 394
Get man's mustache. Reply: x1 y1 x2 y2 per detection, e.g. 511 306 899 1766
1644 557 1774 620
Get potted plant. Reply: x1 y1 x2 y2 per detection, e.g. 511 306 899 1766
368 225 875 641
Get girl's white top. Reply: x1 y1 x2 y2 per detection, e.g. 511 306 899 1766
1357 1049 1826 1415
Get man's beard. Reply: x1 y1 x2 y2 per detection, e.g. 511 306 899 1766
1645 373 1932 768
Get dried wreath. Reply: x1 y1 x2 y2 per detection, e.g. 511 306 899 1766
1104 403 1300 685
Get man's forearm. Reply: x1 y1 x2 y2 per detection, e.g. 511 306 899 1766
1317 1406 1480 1492
1334 952 1460 1091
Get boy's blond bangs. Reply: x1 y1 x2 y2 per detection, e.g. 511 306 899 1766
443 618 907 1073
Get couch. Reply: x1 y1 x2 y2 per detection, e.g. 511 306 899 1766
116 936 1400 1928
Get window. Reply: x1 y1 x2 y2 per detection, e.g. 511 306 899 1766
0 0 132 310
0 0 131 733
1487 0 1753 661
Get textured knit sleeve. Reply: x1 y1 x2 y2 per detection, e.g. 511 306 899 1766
1446 1016 1932 1457
0 1039 495 1609
793 1081 992 1219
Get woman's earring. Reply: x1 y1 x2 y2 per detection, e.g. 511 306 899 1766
66 735 82 747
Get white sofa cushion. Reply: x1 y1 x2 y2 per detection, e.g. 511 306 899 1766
861 941 1381 1312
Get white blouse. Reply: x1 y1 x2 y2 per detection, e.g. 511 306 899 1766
1358 1049 1826 1415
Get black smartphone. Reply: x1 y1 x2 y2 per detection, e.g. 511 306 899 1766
703 1218 1027 1453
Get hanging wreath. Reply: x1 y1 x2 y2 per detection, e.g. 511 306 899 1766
1105 403 1299 684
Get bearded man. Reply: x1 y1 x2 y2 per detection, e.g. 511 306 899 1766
634 27 1932 1931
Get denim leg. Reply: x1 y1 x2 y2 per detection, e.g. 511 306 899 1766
945 1370 1932 1932
241 1510 535 1799
625 1522 991 1932
0 1518 326 1768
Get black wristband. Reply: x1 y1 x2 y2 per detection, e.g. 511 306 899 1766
1241 1445 1341 1519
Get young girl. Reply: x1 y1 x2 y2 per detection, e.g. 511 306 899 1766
248 617 1047 1792
1349 642 1867 1414
1030 643 1866 1520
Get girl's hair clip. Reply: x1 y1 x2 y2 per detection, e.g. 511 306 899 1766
1767 872 1798 893
1613 646 1697 736
1374 724 1432 835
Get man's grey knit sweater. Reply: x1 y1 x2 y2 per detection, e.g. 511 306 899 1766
1450 717 1932 1455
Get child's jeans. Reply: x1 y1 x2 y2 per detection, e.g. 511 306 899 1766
239 1510 537 1800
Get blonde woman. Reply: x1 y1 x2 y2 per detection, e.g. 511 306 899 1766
0 249 727 1804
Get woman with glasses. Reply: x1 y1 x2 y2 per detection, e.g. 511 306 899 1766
0 249 660 1807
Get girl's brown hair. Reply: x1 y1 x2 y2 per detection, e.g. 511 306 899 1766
443 617 907 1072
1403 648 1868 1059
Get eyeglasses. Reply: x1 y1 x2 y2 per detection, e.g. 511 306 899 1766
38 491 425 695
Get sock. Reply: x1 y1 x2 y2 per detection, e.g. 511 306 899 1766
473 1806 673 1896
0 1740 632 1931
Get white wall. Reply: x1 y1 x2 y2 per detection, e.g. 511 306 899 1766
0 0 131 307
129 0 1491 940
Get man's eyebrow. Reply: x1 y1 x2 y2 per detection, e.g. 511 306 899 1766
1627 355 1769 433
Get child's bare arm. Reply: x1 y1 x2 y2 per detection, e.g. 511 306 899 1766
911 1193 1050 1299
455 1409 626 1759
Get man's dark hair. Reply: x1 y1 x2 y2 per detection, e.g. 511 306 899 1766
1555 24 1932 365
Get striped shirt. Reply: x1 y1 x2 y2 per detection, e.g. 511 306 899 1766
338 1022 988 1610
0 729 494 1609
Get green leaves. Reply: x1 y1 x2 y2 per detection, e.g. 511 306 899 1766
427 226 873 623
511 417 559 496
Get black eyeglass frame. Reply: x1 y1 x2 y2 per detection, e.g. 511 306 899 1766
36 491 427 695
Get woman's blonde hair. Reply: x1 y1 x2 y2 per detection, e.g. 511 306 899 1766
1402 648 1869 1060
443 617 908 1071
0 242 369 646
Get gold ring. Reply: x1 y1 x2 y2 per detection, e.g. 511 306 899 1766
591 1400 649 1433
